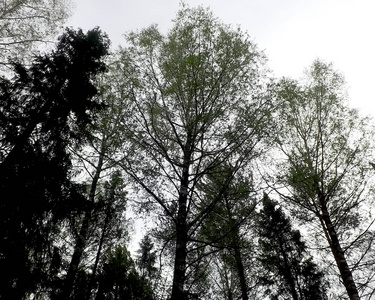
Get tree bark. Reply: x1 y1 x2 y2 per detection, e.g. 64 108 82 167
319 194 360 300
233 242 249 300
171 143 191 300
171 213 188 300
62 150 104 299
86 201 111 299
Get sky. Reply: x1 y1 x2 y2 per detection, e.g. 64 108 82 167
67 0 375 114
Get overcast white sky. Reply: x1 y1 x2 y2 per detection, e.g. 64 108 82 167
67 0 375 115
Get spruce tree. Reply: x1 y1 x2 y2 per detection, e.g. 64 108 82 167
95 246 154 300
0 27 109 298
256 194 328 300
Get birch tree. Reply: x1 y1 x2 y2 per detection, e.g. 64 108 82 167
275 59 375 300
115 5 272 299
0 0 72 71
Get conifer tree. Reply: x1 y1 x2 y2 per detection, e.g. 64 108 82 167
198 166 258 300
137 235 158 281
95 245 154 300
256 194 328 300
0 27 109 298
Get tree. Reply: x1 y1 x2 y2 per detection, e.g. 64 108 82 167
274 59 375 299
256 194 328 300
0 0 72 71
61 171 128 300
95 245 154 300
0 27 109 298
137 234 158 281
198 166 258 300
135 234 161 299
115 5 272 299
61 66 131 300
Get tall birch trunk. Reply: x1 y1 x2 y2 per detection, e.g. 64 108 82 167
171 143 191 300
319 194 360 300
62 150 104 299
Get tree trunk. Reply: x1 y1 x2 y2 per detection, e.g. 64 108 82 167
62 150 104 299
63 211 92 299
225 193 249 300
87 201 111 299
319 194 360 300
233 243 249 300
171 145 191 300
171 215 188 300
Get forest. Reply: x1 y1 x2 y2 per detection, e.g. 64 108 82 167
1 1 375 300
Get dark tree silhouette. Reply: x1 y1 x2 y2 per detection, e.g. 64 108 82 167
256 194 328 300
95 246 154 300
0 27 109 298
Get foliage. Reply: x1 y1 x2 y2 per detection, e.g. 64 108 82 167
114 4 272 298
256 194 329 300
274 59 375 299
137 234 158 280
276 60 373 229
0 27 109 298
0 0 72 72
95 245 154 300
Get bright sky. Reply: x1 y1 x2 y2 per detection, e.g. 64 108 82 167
67 0 375 115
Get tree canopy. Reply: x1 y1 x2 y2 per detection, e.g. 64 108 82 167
274 59 375 299
113 5 272 299
0 27 109 299
0 0 72 72
1 4 375 300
